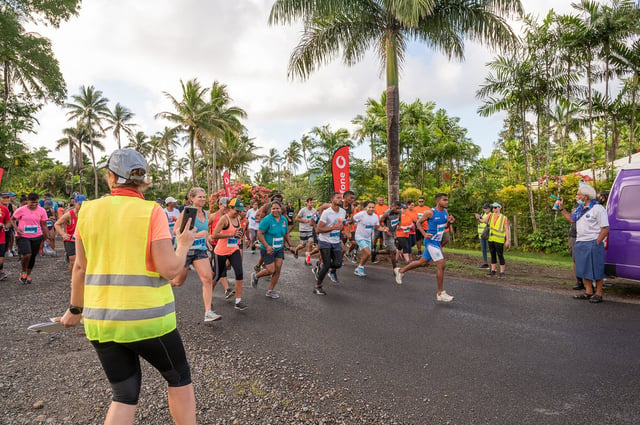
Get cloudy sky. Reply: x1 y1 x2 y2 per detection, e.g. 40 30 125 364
24 0 582 171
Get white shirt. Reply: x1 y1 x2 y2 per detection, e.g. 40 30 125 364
297 207 316 233
318 207 346 244
576 203 609 242
247 208 260 230
353 211 379 241
165 208 181 236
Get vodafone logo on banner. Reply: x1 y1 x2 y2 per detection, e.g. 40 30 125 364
331 146 350 194
223 169 231 197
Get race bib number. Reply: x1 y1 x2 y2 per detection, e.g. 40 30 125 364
390 218 399 227
432 223 446 241
329 231 340 238
227 237 238 247
168 222 175 230
365 225 374 230
426 244 444 262
417 213 423 219
402 226 411 232
192 238 206 248
24 225 38 234
272 237 283 249
46 220 53 227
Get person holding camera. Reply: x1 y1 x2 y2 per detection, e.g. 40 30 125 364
474 203 491 269
479 202 510 278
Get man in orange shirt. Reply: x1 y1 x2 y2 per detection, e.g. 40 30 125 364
373 196 388 252
413 197 431 254
405 200 419 257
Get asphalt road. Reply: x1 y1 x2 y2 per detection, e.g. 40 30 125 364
173 251 640 425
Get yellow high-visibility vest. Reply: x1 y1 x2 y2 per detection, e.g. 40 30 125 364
477 212 489 237
78 195 175 343
488 213 507 244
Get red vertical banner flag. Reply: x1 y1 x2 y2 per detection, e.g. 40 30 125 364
223 169 231 197
331 146 350 194
0 168 4 186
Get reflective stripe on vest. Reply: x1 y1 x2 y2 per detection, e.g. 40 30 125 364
477 212 489 237
488 213 506 243
78 196 176 343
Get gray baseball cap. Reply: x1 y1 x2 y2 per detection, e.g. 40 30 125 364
101 149 147 183
218 196 230 207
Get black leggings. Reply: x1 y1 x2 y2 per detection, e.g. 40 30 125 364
214 250 243 282
488 241 505 266
91 329 192 405
17 237 42 269
318 245 343 283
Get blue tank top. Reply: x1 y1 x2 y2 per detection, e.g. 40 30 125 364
426 208 448 246
190 210 208 251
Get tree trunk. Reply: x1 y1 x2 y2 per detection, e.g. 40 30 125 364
212 138 218 193
629 77 638 163
189 133 196 186
385 36 400 204
586 61 597 189
521 89 537 232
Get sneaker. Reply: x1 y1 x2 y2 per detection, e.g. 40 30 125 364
6 250 13 257
25 275 31 284
328 272 340 284
266 290 280 299
292 248 298 259
0 271 7 281
347 252 358 264
394 268 404 284
498 272 505 279
479 264 489 269
313 286 327 295
204 310 222 322
19 272 27 284
311 266 319 280
371 251 380 264
354 267 366 277
234 300 248 311
251 272 259 289
224 288 235 299
305 254 311 265
487 270 496 277
253 264 261 272
437 291 454 302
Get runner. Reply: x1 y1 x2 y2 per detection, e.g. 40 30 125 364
246 200 260 253
253 193 284 272
405 200 419 257
414 197 431 254
11 192 50 284
377 201 402 272
0 193 12 281
352 200 387 277
285 201 295 231
42 199 57 252
54 194 87 276
0 192 16 259
312 192 346 295
316 190 355 283
164 196 180 245
251 201 292 299
395 204 414 263
373 196 388 251
211 198 248 311
171 188 222 322
208 197 235 299
293 197 316 265
394 193 455 302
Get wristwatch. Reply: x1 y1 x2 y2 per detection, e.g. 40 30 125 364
69 305 83 315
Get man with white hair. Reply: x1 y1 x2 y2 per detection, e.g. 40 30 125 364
164 196 180 244
557 183 609 303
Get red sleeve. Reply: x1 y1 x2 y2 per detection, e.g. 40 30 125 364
0 206 9 224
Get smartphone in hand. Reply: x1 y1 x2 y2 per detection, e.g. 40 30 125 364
180 207 197 233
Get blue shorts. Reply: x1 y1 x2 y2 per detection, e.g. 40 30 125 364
357 239 372 250
574 239 605 281
421 243 444 262
260 248 284 265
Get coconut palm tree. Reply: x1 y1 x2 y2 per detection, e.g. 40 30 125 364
283 140 302 182
104 103 136 149
610 38 640 162
299 133 313 172
156 126 179 191
175 157 190 193
126 131 152 158
65 85 109 198
269 0 522 203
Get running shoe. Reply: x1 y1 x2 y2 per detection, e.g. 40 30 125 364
224 288 235 299
394 268 404 285
19 272 27 284
478 264 489 269
6 250 13 257
347 252 358 264
253 264 261 272
371 252 380 264
311 266 319 280
313 286 327 295
292 248 298 259
487 270 496 277
251 272 259 289
354 267 366 277
26 275 31 284
498 272 506 279
265 290 280 299
328 272 340 284
204 310 222 322
0 271 7 281
436 291 454 302
234 301 248 311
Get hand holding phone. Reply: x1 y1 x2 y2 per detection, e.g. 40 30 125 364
180 207 197 233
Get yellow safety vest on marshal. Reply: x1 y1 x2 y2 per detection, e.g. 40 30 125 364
77 196 176 343
488 213 507 244
477 212 489 237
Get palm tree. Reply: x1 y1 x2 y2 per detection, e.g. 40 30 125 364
217 132 262 179
157 126 179 192
55 124 89 194
126 131 152 158
299 133 313 172
156 79 214 185
610 38 640 162
283 140 302 182
65 85 109 198
175 157 190 193
104 103 136 149
352 93 387 163
269 0 522 203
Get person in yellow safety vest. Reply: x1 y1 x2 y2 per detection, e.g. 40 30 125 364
61 149 198 425
474 203 492 269
479 202 510 279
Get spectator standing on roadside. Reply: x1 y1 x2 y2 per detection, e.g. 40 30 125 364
480 202 510 279
474 203 491 269
557 183 609 303
60 148 197 425
164 197 180 245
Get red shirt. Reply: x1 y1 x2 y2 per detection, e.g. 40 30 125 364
0 205 10 245
65 209 78 241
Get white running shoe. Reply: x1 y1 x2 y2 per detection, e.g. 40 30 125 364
354 267 366 277
436 291 454 302
204 310 222 322
394 268 403 284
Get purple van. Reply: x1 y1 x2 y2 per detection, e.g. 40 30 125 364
605 163 640 280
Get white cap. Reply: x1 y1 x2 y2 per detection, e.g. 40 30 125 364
165 196 177 204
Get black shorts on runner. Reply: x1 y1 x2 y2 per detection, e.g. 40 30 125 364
184 249 208 268
17 236 42 256
260 248 285 265
300 232 313 243
0 243 5 257
64 240 76 257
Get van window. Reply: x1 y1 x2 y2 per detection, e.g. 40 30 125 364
618 185 640 220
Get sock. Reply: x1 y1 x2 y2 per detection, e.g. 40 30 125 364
235 298 241 304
